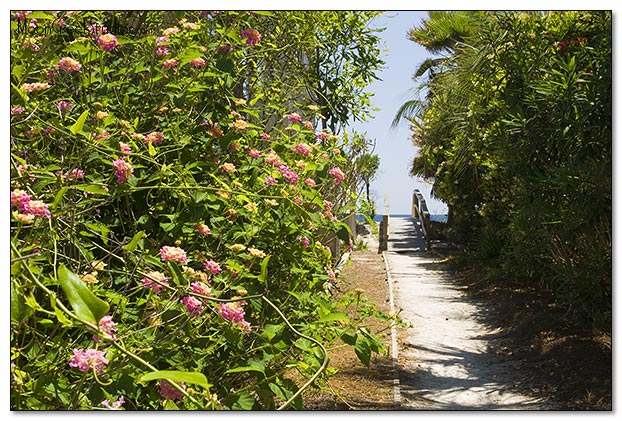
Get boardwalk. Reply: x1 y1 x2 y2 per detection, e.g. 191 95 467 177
383 216 552 410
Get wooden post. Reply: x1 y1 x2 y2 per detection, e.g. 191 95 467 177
379 214 389 252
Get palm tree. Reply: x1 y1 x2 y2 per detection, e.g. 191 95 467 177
392 11 480 127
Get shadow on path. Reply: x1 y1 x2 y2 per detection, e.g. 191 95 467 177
385 217 553 410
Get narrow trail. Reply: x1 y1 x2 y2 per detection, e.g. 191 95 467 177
383 217 554 410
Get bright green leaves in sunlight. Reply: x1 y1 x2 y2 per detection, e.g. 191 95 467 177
57 264 109 325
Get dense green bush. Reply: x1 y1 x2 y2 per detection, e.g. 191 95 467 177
10 10 390 410
402 11 611 329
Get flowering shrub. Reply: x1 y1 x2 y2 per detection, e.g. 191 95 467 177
10 10 391 410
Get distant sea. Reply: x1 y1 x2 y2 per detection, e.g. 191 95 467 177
358 214 448 223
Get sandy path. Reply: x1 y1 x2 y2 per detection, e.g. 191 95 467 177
383 217 553 409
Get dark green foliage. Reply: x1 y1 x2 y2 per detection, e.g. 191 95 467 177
403 11 611 329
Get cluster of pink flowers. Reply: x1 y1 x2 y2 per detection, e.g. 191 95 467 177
278 164 299 184
241 28 261 46
93 315 118 342
11 189 51 218
303 120 314 131
286 112 302 123
94 131 110 141
56 100 73 112
112 158 133 184
304 178 316 187
145 131 164 145
264 150 282 167
101 395 125 410
190 281 211 296
215 302 251 332
189 57 206 67
259 132 271 141
97 33 118 52
221 162 236 174
232 119 248 131
293 142 312 156
162 27 180 36
11 105 24 115
247 148 261 159
328 167 345 184
293 196 304 206
159 380 186 401
297 235 311 248
194 223 211 236
180 295 203 317
69 348 109 374
57 57 81 72
119 142 132 154
63 168 85 181
203 259 222 275
22 82 50 93
155 36 170 56
316 132 330 141
263 176 277 186
159 246 187 263
163 58 178 69
141 271 169 293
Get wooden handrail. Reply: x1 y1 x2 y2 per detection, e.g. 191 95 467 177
412 189 431 251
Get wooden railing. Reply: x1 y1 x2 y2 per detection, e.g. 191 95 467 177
412 189 431 251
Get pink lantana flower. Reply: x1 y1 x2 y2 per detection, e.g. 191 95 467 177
215 301 251 332
328 167 345 184
141 271 169 293
112 158 133 184
316 132 330 141
286 112 302 123
189 57 206 67
180 295 203 317
69 348 109 374
259 132 271 140
194 223 211 236
221 162 236 174
93 315 118 342
57 100 73 112
159 246 187 263
119 142 132 154
203 259 222 275
145 131 164 145
190 281 211 296
22 200 51 218
163 58 178 69
293 143 311 156
97 33 118 52
158 380 185 401
58 57 81 72
241 28 261 46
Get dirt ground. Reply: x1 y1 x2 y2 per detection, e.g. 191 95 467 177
303 230 612 411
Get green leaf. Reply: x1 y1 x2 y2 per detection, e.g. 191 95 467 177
11 281 33 323
354 336 372 367
69 110 89 135
232 392 256 410
319 312 350 323
57 264 109 325
258 255 271 284
138 370 211 390
73 184 110 196
50 294 73 327
123 231 146 252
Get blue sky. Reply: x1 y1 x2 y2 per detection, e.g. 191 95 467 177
349 11 448 216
